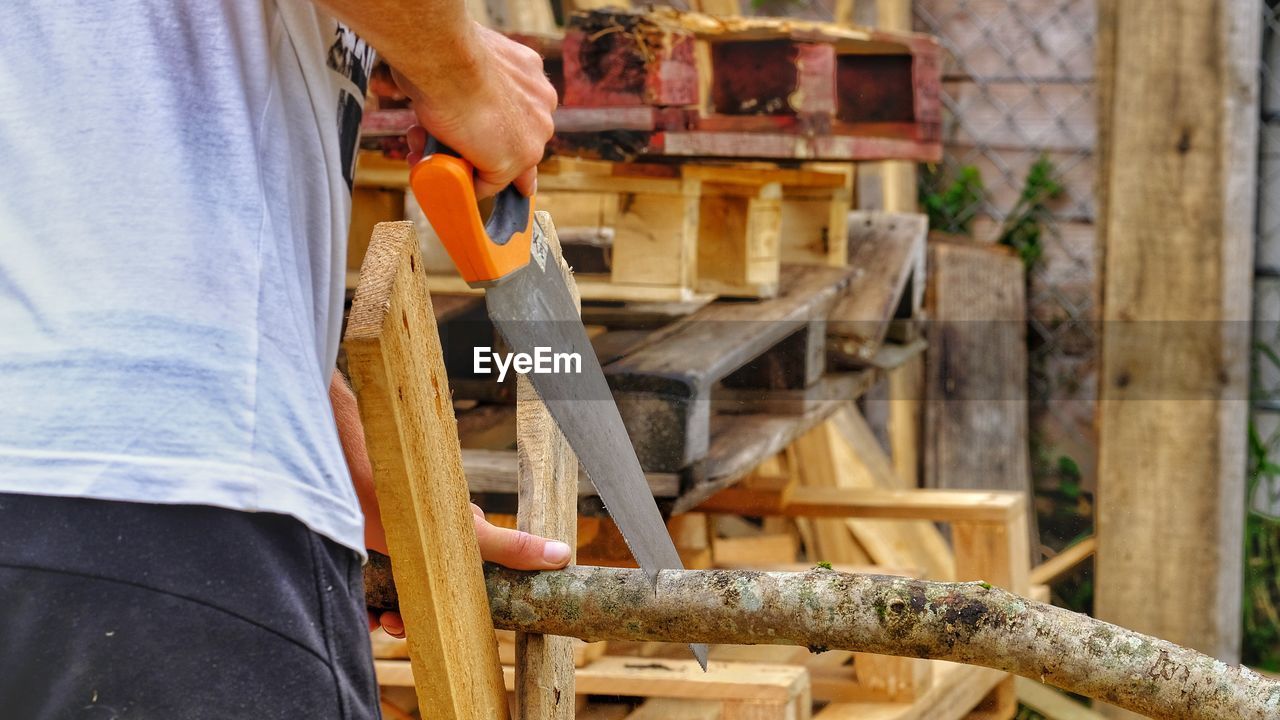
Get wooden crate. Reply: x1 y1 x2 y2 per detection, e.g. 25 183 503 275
348 153 853 303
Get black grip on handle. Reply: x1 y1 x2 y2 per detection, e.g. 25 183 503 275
424 137 532 247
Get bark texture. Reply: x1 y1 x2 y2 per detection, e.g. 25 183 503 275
366 560 1280 719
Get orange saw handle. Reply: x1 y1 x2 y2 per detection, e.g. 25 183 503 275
408 139 534 286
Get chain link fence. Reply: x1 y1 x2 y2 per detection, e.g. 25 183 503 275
1255 1 1280 500
910 0 1099 552
1246 0 1280 671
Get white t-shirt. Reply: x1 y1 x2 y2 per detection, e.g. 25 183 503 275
0 2 373 554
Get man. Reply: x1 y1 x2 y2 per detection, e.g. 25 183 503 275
0 1 562 716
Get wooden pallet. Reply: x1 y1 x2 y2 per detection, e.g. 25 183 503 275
600 263 883 474
375 656 813 720
350 152 854 302
695 408 1028 720
555 8 940 163
535 157 855 299
434 272 928 514
361 9 942 164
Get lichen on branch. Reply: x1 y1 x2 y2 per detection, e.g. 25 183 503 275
363 557 1280 719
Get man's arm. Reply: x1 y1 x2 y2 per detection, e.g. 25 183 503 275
310 0 557 198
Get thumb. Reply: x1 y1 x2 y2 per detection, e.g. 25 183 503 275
473 511 572 570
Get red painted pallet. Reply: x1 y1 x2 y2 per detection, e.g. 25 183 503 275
359 10 942 163
552 8 942 160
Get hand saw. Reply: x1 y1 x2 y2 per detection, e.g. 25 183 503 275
410 140 707 669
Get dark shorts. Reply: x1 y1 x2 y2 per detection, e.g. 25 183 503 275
0 493 379 720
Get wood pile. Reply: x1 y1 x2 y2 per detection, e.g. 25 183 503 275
346 6 1038 720
352 215 1036 718
371 398 1040 720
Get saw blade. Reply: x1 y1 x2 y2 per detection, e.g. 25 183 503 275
483 220 708 669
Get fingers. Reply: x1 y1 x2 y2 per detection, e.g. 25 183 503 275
512 167 538 198
405 125 427 166
473 176 506 202
379 611 405 639
369 505 567 640
369 609 404 639
472 507 572 570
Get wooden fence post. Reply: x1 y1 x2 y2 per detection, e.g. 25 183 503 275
1094 4 1260 717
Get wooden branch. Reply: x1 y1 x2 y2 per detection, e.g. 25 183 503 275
345 221 508 719
474 565 1280 720
514 214 579 720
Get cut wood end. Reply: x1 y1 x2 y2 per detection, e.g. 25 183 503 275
344 221 421 344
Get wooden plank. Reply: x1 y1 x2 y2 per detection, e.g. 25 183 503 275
809 652 933 704
514 215 578 720
463 448 679 497
720 319 827 392
1093 0 1258 698
965 678 1017 720
828 212 926 362
608 264 854 471
659 130 942 163
1029 535 1095 587
418 271 712 304
711 532 800 567
714 371 877 415
562 12 699 107
625 699 723 720
378 657 809 704
349 187 404 271
953 515 1030 595
887 352 924 486
695 180 783 297
815 661 1006 720
539 160 853 300
498 631 607 670
923 241 1035 550
344 221 508 719
778 162 855 268
579 704 634 720
872 0 922 217
678 374 878 514
797 410 956 581
717 485 1020 524
1014 677 1107 720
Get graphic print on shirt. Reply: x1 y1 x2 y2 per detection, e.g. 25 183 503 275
326 24 375 192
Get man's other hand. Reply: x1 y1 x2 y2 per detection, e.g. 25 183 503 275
395 23 556 199
369 503 571 638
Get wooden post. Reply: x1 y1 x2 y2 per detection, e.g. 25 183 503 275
344 222 509 719
873 0 926 492
1094 4 1260 717
875 0 918 216
514 213 580 720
